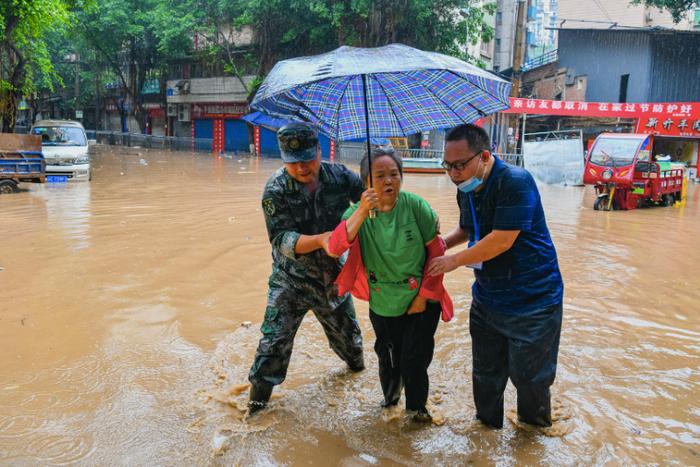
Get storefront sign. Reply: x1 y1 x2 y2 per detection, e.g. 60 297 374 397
192 103 247 118
636 117 700 137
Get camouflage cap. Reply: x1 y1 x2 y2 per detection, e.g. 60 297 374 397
277 123 319 163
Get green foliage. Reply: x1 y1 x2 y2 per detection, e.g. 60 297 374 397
631 0 696 23
212 0 497 79
0 0 86 130
3 0 498 130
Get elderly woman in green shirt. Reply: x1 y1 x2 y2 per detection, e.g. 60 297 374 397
327 148 453 423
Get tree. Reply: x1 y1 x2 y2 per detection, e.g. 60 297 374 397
182 0 496 100
232 0 496 75
631 0 697 23
0 0 74 132
74 0 193 133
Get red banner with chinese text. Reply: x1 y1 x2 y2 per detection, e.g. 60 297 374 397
504 98 700 137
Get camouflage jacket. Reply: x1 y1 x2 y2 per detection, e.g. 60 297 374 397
262 162 364 309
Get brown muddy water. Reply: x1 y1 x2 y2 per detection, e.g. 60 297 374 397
1 146 699 466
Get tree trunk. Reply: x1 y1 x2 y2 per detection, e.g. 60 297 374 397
0 89 19 133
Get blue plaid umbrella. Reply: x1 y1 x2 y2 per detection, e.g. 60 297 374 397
251 43 511 185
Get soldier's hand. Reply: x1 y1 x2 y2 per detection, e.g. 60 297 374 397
406 294 427 315
359 188 379 214
317 231 338 258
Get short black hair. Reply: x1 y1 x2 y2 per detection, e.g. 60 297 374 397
360 147 403 186
446 124 490 153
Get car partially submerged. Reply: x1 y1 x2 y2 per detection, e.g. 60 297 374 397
30 120 91 181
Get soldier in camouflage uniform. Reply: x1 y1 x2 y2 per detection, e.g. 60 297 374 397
248 123 365 414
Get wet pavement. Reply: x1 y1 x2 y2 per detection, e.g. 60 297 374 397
1 146 699 465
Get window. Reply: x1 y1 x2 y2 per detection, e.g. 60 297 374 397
619 74 629 103
496 11 502 25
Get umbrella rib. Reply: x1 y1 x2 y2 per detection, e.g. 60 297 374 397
330 76 355 141
372 74 410 137
285 91 333 134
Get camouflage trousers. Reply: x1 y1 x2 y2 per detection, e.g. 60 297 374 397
248 294 364 387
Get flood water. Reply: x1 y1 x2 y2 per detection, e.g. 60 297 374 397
1 146 699 465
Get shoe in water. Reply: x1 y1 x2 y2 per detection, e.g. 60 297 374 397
247 400 267 416
412 408 432 424
380 398 399 408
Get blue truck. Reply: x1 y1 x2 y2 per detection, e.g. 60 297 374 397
0 134 46 194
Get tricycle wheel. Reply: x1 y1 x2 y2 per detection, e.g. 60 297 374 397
0 180 19 194
594 195 608 211
662 194 674 207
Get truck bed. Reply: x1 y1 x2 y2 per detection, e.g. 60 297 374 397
0 151 46 183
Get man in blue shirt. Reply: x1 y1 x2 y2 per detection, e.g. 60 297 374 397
428 124 563 429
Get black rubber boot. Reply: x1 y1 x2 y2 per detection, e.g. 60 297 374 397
248 383 273 415
348 357 365 372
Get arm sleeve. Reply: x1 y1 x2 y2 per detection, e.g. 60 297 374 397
492 172 537 231
262 184 300 260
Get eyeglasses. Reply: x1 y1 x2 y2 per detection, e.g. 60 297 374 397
441 151 482 171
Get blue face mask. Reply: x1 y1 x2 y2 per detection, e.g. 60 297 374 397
457 158 486 193
457 176 483 193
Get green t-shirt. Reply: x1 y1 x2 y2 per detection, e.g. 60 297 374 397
342 191 438 317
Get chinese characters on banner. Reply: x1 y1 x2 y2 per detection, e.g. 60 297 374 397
504 99 700 137
254 126 261 158
191 103 247 118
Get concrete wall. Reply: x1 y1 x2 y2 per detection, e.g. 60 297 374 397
494 0 518 71
167 76 255 105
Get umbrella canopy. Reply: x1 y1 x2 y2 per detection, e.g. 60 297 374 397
242 112 391 147
251 43 512 141
241 111 293 130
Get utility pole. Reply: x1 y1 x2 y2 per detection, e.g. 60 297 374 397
511 0 527 98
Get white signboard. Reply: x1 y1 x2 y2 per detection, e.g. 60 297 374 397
523 138 585 186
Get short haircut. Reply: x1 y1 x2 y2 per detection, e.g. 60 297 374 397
446 124 490 153
360 147 403 186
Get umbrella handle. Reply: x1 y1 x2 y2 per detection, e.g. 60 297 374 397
361 74 377 219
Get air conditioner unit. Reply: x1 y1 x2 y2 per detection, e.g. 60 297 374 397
167 104 178 117
178 104 190 122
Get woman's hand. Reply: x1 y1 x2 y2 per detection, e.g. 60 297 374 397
427 254 460 276
358 188 379 215
406 294 427 315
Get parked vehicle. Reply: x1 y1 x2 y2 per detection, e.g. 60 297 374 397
0 134 45 194
30 120 91 181
584 133 686 210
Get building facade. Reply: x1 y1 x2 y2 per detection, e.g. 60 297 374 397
558 0 699 30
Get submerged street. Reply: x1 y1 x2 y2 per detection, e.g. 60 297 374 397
1 147 699 465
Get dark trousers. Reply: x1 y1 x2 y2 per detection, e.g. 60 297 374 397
249 296 364 389
469 300 563 428
369 302 441 411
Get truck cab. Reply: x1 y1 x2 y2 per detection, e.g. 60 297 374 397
30 120 91 181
